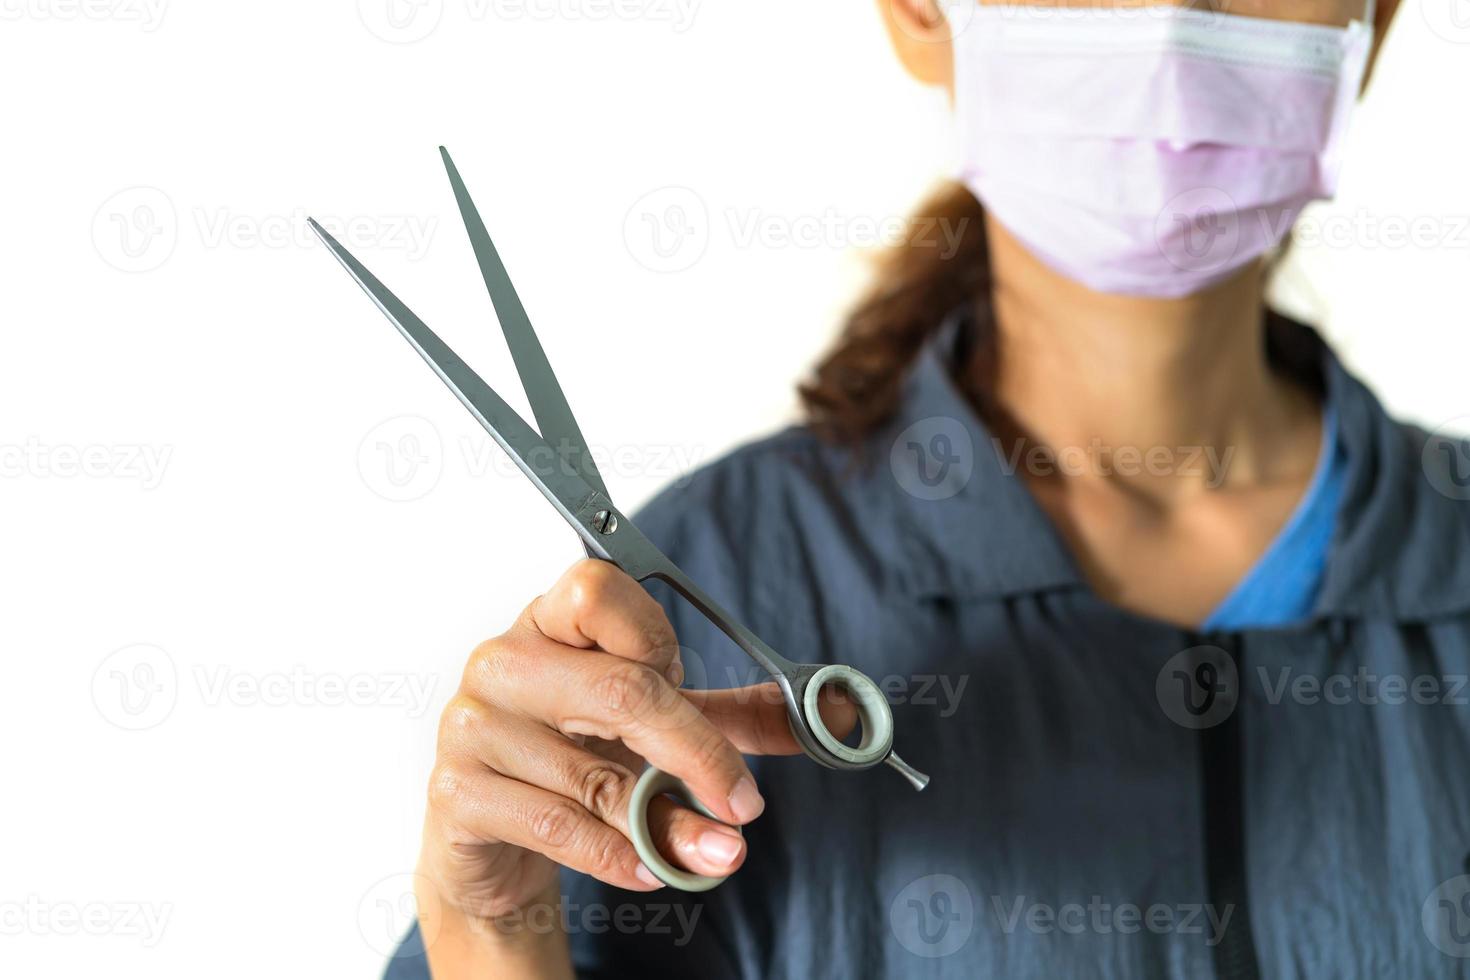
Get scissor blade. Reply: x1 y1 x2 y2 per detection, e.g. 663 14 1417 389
308 217 611 552
438 146 609 502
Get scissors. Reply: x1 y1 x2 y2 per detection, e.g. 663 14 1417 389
310 147 929 891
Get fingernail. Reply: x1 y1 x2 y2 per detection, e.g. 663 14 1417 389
697 829 744 868
728 776 765 823
665 660 684 688
634 863 664 888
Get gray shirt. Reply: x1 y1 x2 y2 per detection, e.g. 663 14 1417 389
387 323 1470 979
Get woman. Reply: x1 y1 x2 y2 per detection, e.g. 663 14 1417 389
392 1 1470 976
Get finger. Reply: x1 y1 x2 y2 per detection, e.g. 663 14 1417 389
429 763 662 892
687 682 861 756
522 559 682 684
485 642 765 825
463 708 748 878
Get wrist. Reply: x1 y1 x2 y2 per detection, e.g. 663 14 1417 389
416 874 574 980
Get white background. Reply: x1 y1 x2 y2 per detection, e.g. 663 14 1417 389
1 1 1467 976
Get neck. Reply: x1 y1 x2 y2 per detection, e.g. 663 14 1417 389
979 216 1321 496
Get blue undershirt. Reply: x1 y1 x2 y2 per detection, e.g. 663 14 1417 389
1201 397 1346 631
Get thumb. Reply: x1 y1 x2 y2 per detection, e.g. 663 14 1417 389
684 682 860 757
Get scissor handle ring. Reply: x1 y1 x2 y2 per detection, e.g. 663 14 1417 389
801 664 894 767
627 766 740 892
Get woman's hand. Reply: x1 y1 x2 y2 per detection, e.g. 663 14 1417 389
415 559 853 975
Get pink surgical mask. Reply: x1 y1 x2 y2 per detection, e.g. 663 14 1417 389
942 2 1376 298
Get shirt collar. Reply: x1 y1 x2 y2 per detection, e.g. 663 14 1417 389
865 312 1470 623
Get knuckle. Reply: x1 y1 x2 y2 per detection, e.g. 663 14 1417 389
592 662 665 722
569 760 630 819
438 695 489 746
640 620 680 664
465 638 515 696
527 799 583 851
687 725 737 781
426 763 466 811
565 560 618 615
584 829 626 880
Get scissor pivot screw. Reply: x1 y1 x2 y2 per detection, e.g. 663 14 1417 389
593 510 618 534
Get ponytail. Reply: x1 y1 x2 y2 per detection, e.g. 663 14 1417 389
799 182 992 444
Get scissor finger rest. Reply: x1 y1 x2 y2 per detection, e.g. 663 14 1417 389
630 663 907 891
799 665 894 766
628 767 738 893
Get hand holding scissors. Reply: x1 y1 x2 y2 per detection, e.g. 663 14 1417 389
311 148 928 892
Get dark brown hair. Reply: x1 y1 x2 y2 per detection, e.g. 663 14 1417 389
797 182 1320 443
